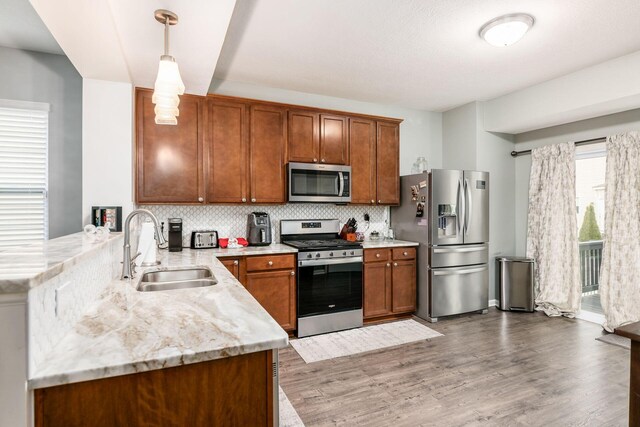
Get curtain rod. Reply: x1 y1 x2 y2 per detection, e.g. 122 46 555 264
510 137 607 157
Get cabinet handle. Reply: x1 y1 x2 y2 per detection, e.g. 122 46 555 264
291 271 295 276
386 263 391 267
241 198 247 203
376 253 380 258
394 262 398 267
268 261 273 266
233 260 238 265
251 198 256 203
313 158 318 162
198 197 204 203
403 251 408 256
321 158 326 163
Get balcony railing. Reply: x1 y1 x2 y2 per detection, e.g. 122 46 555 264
579 240 603 294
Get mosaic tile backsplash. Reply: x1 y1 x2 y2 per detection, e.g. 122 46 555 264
139 204 390 246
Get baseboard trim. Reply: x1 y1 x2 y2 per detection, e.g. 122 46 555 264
489 299 499 307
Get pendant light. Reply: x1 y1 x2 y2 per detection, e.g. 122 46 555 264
152 9 185 125
479 13 534 47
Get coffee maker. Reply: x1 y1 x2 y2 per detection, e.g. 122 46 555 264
247 212 272 246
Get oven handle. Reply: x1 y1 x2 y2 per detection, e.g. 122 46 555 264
299 256 363 267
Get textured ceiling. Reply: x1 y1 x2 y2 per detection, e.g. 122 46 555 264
214 0 640 111
0 0 62 55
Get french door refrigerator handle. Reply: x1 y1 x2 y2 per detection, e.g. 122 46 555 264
432 265 487 276
456 179 463 235
464 178 472 234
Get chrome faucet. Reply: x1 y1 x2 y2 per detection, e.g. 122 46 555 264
121 209 167 279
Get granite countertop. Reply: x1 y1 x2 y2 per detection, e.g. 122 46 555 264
362 239 419 249
28 249 289 390
209 243 297 257
0 232 123 294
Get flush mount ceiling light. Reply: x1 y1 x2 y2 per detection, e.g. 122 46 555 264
152 9 185 125
479 13 534 47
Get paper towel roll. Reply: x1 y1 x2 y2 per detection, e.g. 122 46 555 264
137 221 157 266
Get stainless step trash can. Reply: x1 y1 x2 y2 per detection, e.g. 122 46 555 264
496 257 535 312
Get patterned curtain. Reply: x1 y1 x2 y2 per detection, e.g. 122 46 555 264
526 142 581 317
600 131 640 332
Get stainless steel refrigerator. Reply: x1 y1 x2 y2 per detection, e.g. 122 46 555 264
391 169 489 322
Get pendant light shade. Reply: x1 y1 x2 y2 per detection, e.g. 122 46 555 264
152 10 184 125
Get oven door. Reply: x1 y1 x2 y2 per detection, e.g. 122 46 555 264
288 162 351 203
297 257 363 318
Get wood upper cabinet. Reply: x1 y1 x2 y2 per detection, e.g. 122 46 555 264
288 111 349 165
245 269 296 332
364 260 392 319
250 104 287 203
136 90 205 203
288 110 319 163
349 117 376 205
319 114 348 164
376 121 400 205
364 247 416 320
206 99 248 204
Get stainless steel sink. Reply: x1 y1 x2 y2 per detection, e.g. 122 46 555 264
136 266 217 292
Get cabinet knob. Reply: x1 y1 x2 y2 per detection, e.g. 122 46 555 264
313 158 318 162
403 251 408 256
198 197 204 203
268 261 273 266
251 198 256 203
376 253 380 258
291 271 295 276
321 158 326 163
394 262 398 267
378 200 382 204
386 263 391 267
371 199 375 204
242 198 247 203
233 260 238 265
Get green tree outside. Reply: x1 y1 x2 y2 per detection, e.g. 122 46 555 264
579 203 602 242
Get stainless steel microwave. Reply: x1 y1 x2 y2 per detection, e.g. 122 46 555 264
288 162 351 203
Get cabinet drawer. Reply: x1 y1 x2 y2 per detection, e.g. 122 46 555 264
392 247 416 260
245 254 295 272
364 249 391 263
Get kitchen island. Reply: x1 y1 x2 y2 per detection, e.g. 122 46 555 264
0 232 288 427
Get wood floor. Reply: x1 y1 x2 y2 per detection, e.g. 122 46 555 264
279 308 629 426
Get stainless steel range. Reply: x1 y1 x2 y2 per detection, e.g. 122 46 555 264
280 219 363 337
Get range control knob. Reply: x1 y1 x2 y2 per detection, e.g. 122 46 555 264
329 252 334 257
315 252 321 258
350 251 355 256
342 251 347 256
306 253 313 259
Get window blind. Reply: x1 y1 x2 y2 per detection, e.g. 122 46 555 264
0 104 49 247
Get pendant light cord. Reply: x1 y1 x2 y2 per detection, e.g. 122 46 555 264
164 18 170 56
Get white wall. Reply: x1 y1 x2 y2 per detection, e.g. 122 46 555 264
82 79 134 225
210 79 443 174
513 108 640 255
484 50 640 134
442 102 478 170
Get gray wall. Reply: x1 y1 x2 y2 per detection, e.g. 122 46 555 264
442 102 478 170
0 46 82 238
513 108 640 255
209 79 443 173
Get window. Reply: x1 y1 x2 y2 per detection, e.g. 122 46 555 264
0 100 49 247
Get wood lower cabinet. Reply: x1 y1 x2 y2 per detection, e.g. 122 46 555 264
136 90 205 203
376 121 400 205
34 351 275 427
207 99 248 203
349 117 377 205
364 247 416 320
249 104 287 203
245 269 296 332
221 258 241 279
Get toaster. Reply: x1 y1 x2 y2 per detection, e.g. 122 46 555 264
190 230 219 249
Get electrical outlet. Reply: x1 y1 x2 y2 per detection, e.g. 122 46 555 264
55 281 72 317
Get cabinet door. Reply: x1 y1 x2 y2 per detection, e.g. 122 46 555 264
349 117 376 204
136 90 204 203
245 270 296 332
363 261 392 319
287 110 319 163
207 99 248 204
319 114 348 165
376 121 400 205
392 259 416 314
220 258 241 280
250 104 287 203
